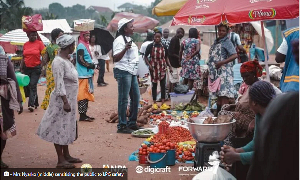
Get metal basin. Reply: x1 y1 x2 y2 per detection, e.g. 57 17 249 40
187 120 236 142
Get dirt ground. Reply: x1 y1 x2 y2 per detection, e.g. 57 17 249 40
2 63 205 180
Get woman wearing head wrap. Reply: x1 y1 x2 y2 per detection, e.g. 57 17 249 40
21 31 45 112
41 28 64 110
37 35 82 169
220 81 276 167
113 18 140 134
219 60 263 147
0 46 23 168
208 23 238 114
76 31 96 122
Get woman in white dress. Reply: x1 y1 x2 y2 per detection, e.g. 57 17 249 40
37 35 81 169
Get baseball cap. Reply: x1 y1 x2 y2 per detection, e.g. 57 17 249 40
118 18 134 31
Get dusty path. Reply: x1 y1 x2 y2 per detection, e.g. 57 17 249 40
2 64 198 180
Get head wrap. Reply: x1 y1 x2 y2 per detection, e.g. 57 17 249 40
78 31 92 57
56 34 75 49
240 60 263 77
0 45 5 55
249 81 276 106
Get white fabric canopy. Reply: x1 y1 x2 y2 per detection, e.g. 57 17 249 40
0 29 50 45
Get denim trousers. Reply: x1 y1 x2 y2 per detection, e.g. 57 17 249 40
97 59 105 84
23 65 41 107
113 68 140 129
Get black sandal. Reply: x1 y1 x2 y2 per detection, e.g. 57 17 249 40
86 115 95 120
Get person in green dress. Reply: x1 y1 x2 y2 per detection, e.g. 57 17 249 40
41 28 64 110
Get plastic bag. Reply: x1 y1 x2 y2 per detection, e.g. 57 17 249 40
198 107 214 118
193 151 236 180
22 14 43 32
174 84 189 94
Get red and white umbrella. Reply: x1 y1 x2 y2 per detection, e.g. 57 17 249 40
172 0 299 81
107 12 159 33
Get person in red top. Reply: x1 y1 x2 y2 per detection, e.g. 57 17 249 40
21 31 45 112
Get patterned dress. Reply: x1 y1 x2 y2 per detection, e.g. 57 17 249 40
180 38 201 80
149 43 167 83
41 43 60 110
207 36 236 99
37 56 79 145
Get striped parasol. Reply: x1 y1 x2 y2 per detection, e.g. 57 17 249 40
107 12 159 33
0 29 50 45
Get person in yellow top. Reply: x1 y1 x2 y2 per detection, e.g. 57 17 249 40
41 28 64 110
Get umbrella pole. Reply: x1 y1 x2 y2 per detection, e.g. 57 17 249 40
260 21 270 82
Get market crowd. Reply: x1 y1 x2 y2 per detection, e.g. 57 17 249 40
0 18 298 180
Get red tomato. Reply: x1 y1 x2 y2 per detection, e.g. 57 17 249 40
150 145 154 149
165 147 170 151
162 139 167 145
153 147 158 151
142 145 147 149
149 148 153 152
142 152 147 155
156 149 161 153
139 151 143 155
142 149 147 152
178 151 182 155
166 142 170 147
184 151 189 156
161 150 166 153
176 152 179 156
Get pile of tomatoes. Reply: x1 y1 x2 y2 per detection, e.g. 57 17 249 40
149 114 172 120
176 146 195 161
150 126 194 144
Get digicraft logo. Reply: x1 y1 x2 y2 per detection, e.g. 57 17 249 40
135 166 171 174
249 8 276 19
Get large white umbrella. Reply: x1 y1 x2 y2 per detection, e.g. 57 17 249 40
0 29 50 45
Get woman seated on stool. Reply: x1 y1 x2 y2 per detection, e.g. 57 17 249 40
220 81 276 166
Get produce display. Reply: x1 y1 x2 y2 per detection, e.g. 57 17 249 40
203 115 233 124
174 101 206 111
150 126 194 144
132 129 155 138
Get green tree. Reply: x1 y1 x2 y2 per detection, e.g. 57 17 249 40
44 12 58 20
49 2 65 17
0 0 33 30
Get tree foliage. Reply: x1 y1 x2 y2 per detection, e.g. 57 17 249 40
0 0 33 30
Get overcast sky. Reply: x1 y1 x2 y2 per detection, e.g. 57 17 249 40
23 0 155 11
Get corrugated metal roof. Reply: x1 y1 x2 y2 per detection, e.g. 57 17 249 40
40 19 72 34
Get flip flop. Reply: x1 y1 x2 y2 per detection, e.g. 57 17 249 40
56 163 75 169
67 158 83 163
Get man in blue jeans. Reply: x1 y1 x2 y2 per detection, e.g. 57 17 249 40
113 18 141 134
97 53 110 86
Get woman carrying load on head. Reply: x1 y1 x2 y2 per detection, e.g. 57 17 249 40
76 31 96 122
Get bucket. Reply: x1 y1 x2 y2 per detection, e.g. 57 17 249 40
166 150 176 166
15 72 30 86
147 153 167 168
139 154 148 165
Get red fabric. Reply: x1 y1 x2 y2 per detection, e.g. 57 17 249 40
23 40 45 67
172 0 299 25
240 60 263 77
78 31 92 57
0 42 17 54
22 14 43 32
